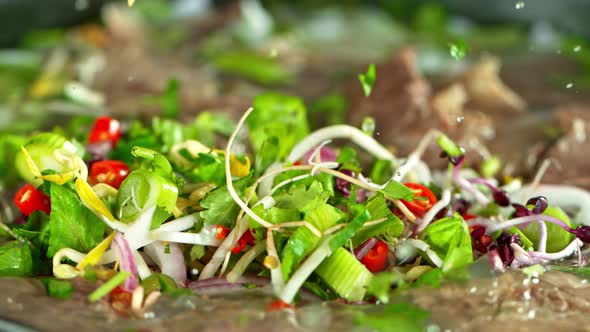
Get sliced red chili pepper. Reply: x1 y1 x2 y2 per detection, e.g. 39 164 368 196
89 160 130 189
110 286 132 314
232 229 256 254
215 226 256 254
215 225 230 240
267 299 293 311
360 240 388 273
400 183 438 218
88 116 122 147
13 184 51 216
462 213 477 221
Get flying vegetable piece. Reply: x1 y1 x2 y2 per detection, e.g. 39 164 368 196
358 64 376 97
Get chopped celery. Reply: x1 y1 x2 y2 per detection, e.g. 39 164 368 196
88 272 131 302
315 248 373 301
352 194 404 247
281 204 345 279
329 205 370 251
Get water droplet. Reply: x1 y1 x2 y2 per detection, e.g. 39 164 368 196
515 1 525 9
557 49 562 54
469 286 477 293
128 76 135 82
574 45 582 52
566 82 574 89
456 116 465 123
269 48 278 58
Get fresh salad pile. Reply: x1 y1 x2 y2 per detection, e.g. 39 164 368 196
1 92 590 316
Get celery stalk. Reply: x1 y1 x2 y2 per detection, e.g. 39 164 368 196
315 248 373 301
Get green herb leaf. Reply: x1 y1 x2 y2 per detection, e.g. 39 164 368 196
379 180 414 201
199 175 252 227
47 183 106 258
42 278 74 299
214 51 292 85
419 216 473 272
88 272 131 302
247 92 309 160
449 38 468 61
355 302 430 332
161 79 180 118
358 64 376 97
366 271 404 304
0 241 33 277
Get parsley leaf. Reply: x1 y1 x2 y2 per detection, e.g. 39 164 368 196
199 175 252 227
47 183 106 257
358 63 376 97
379 180 414 201
0 241 33 277
247 92 309 160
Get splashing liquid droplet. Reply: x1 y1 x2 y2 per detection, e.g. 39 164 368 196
515 1 525 9
566 83 574 89
574 45 582 52
456 116 465 123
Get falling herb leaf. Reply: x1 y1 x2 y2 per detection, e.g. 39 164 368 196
449 39 468 61
358 64 376 97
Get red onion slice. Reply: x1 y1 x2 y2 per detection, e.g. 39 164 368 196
144 241 187 286
112 232 138 291
354 238 377 260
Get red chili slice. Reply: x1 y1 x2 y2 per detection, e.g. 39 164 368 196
13 184 51 216
89 160 130 189
359 240 388 273
88 116 122 147
400 183 438 218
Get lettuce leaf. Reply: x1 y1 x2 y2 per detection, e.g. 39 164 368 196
419 215 473 271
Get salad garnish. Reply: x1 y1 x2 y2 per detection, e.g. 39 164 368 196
1 93 589 316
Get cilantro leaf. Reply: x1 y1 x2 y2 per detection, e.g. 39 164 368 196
0 241 33 277
419 215 472 271
379 180 414 201
449 38 468 61
358 64 376 97
247 92 309 160
355 302 430 332
274 181 330 211
199 176 252 227
47 183 106 257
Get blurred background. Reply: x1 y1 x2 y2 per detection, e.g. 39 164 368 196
0 0 589 187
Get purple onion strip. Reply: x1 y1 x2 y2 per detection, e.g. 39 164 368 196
354 238 378 260
112 232 138 291
452 158 490 205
